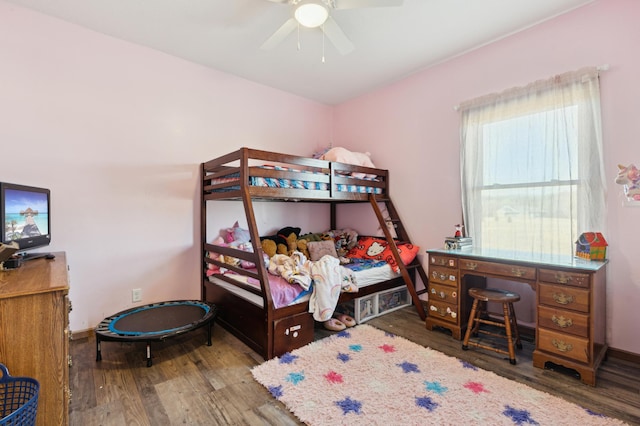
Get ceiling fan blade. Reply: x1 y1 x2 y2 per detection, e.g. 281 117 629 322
322 16 355 55
264 0 291 3
333 0 403 9
261 18 298 50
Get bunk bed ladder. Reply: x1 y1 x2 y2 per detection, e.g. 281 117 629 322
369 194 427 321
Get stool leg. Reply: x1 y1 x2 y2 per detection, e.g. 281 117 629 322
502 302 516 365
509 302 522 350
462 299 479 350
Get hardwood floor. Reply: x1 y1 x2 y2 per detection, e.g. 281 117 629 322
69 307 640 425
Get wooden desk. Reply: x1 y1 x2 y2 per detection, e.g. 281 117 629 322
0 252 70 425
425 248 607 386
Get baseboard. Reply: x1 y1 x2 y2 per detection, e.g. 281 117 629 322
607 346 640 364
72 328 94 340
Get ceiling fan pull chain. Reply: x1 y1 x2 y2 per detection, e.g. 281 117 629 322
297 22 301 51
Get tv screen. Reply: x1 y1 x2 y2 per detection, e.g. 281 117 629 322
1 182 51 254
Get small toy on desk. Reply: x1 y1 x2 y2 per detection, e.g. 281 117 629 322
444 224 472 249
575 232 608 261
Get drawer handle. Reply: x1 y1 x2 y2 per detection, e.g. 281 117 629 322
430 288 447 300
552 315 573 328
555 273 571 284
552 339 573 353
552 292 574 305
465 262 478 270
511 268 525 277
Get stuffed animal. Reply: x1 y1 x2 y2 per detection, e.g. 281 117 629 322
260 226 307 258
320 147 377 179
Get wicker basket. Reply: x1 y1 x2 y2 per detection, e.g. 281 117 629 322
0 364 39 426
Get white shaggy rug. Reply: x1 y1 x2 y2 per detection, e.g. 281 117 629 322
251 324 626 425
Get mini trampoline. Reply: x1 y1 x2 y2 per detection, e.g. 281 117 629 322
95 300 218 367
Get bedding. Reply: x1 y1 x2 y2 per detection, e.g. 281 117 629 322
210 165 383 194
347 236 420 272
209 260 398 309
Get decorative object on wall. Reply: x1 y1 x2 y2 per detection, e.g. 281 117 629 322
615 163 640 204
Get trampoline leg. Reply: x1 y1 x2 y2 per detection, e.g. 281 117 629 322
207 321 212 346
96 338 102 362
146 343 152 367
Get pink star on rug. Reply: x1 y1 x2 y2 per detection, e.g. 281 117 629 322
379 344 396 353
324 370 344 384
464 381 489 394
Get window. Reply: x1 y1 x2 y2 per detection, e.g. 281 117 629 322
459 67 606 256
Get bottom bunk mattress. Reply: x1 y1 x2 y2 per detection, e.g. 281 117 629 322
208 261 398 309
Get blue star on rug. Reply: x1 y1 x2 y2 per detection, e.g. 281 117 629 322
286 371 305 385
424 380 448 395
460 360 478 370
279 353 298 364
267 385 283 399
503 405 539 425
397 361 420 373
416 395 440 412
335 396 362 415
337 352 351 362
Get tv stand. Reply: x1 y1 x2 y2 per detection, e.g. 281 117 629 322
19 252 54 261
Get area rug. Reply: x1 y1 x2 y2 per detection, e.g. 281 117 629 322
251 324 625 425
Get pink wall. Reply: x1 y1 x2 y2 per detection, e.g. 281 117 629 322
333 0 640 354
0 1 333 332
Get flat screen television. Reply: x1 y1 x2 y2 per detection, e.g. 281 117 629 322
1 182 51 260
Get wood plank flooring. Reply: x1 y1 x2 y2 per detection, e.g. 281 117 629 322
69 307 640 425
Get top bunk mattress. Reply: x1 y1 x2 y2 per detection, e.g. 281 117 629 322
210 165 383 195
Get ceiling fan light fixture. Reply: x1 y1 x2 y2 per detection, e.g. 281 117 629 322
294 1 329 28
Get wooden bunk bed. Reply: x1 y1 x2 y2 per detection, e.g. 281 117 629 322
201 147 428 360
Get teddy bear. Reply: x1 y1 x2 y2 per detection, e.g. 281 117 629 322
260 226 310 258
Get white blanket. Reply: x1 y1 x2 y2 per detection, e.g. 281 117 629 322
269 251 357 321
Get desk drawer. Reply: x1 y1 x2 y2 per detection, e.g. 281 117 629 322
426 300 458 324
538 328 589 363
429 283 458 304
538 283 589 313
429 255 457 268
538 305 588 338
429 267 458 287
539 268 590 288
459 258 536 280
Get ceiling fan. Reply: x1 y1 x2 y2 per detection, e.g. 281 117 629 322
261 0 403 55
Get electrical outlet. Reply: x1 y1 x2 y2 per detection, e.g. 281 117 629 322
132 288 142 303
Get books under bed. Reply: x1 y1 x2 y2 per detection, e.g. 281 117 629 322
201 147 428 360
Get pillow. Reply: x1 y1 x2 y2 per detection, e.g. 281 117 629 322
307 240 338 261
346 236 419 272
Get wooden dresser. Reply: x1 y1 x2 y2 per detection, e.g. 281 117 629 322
425 248 607 386
0 252 70 425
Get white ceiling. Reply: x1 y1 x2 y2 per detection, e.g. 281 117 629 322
7 0 595 105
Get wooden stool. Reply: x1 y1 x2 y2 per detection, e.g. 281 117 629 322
462 288 522 364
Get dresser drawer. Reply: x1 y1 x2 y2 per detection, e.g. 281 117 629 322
427 300 458 324
538 305 588 338
539 268 590 288
429 267 458 287
538 283 589 313
459 258 536 280
429 283 458 304
429 255 457 268
538 328 589 363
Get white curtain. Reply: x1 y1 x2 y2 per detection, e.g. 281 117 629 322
459 67 606 256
